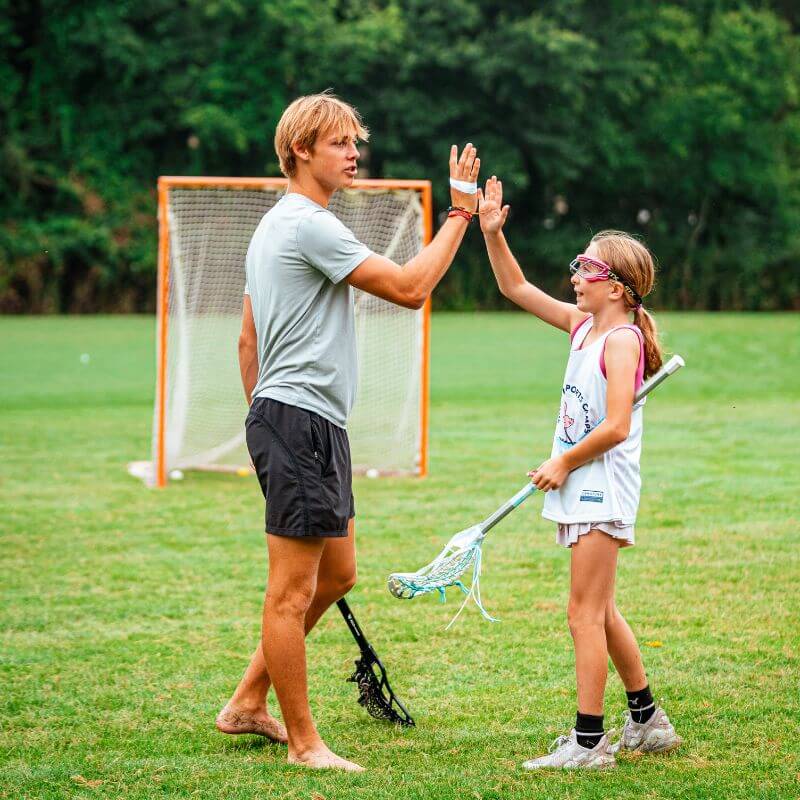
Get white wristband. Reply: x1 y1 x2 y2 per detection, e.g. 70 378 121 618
450 177 478 195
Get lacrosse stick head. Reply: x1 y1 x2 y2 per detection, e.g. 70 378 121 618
348 655 415 726
387 525 484 599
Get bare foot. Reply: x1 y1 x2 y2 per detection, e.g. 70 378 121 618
288 745 365 772
215 703 288 744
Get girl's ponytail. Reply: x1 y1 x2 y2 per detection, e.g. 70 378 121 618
591 230 664 380
633 305 663 379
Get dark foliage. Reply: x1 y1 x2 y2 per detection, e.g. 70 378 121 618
2 1 798 312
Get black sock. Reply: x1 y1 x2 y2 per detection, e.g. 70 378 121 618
626 685 656 724
575 711 604 749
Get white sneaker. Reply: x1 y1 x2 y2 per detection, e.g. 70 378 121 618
522 729 616 770
610 706 682 754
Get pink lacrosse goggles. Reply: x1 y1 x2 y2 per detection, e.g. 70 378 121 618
569 254 643 308
569 254 620 281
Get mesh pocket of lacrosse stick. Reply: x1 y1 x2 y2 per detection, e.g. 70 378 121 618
387 525 497 628
348 655 415 726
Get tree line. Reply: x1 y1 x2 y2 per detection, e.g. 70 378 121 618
2 0 799 313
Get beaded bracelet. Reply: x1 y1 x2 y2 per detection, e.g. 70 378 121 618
447 206 475 222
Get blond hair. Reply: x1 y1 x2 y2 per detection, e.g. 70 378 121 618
590 230 663 378
274 91 369 178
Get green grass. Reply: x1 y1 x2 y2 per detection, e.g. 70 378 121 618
1 312 799 799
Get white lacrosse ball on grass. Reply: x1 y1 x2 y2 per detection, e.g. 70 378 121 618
366 468 379 479
169 469 184 481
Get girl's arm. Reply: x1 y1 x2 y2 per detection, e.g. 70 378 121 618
530 329 640 491
479 176 584 334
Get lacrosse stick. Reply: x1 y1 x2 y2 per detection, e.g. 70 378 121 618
387 355 685 627
336 597 415 726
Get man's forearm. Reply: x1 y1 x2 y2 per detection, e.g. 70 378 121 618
239 340 258 406
400 215 470 300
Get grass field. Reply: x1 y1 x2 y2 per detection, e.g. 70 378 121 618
2 312 799 799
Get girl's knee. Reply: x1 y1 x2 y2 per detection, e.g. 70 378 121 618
567 598 606 632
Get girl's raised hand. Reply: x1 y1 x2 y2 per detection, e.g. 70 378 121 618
478 176 510 235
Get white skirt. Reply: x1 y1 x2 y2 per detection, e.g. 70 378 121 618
556 520 635 549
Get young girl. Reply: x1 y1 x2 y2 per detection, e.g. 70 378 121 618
478 176 681 769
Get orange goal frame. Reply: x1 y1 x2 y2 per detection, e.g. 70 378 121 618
155 176 433 488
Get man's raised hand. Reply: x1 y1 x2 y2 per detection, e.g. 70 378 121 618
478 176 510 235
449 143 480 213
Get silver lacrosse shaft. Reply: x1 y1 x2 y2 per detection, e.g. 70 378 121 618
478 355 685 536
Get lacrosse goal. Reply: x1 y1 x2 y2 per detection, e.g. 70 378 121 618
134 176 432 487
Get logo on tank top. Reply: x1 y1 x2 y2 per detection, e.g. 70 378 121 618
558 384 592 447
559 401 576 443
580 490 604 503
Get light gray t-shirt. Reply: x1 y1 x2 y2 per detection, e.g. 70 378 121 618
244 193 372 427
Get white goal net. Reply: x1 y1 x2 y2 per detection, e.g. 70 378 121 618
132 178 431 486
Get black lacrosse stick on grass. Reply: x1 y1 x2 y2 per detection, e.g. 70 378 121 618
336 598 415 727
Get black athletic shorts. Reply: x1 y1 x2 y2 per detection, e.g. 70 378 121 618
245 397 355 538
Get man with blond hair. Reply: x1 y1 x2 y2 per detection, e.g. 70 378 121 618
215 91 480 771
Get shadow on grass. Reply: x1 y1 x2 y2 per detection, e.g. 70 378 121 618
218 736 276 751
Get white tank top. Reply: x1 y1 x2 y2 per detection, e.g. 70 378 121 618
541 316 645 526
